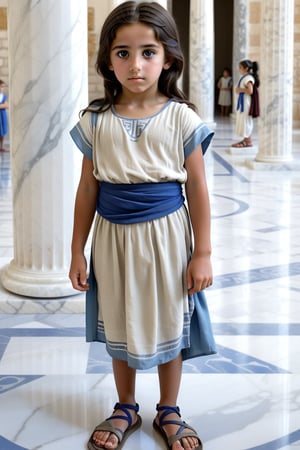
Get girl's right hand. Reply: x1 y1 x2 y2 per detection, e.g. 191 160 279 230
69 254 89 291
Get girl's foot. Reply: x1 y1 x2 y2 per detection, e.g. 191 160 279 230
88 403 141 449
231 138 252 148
153 405 202 450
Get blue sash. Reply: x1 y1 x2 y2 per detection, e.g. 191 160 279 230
236 74 248 113
236 92 244 112
97 181 185 224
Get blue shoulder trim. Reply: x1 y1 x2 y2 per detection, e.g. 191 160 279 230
69 123 93 160
184 124 214 158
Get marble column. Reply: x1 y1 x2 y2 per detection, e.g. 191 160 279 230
232 0 249 93
1 1 88 297
189 0 215 125
232 0 249 115
254 0 294 164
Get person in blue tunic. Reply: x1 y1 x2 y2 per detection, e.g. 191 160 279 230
0 80 8 152
69 2 216 449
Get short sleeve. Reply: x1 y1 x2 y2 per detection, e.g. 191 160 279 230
70 111 96 160
181 105 214 158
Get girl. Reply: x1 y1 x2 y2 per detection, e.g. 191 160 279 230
0 80 9 152
232 59 260 148
217 67 232 116
69 2 216 449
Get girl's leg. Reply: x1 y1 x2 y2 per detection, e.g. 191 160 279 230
156 353 200 449
92 358 138 449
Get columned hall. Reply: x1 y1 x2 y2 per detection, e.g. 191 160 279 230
0 1 300 449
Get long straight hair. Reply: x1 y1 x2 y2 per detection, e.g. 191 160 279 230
83 1 195 114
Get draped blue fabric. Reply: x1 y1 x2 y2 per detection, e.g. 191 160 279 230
87 180 217 361
236 74 248 113
236 92 245 112
97 181 185 224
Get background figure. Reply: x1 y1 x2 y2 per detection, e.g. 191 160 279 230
0 80 8 152
217 67 232 116
232 60 260 148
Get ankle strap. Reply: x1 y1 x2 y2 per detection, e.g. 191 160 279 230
156 404 181 418
114 402 139 413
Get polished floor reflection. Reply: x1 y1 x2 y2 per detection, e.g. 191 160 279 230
1 118 300 449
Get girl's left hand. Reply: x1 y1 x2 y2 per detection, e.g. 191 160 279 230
186 255 213 294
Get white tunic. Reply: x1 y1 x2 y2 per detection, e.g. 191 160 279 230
235 74 255 138
70 100 215 369
218 76 232 106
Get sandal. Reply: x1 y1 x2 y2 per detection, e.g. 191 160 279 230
231 139 252 148
87 402 142 450
153 404 203 449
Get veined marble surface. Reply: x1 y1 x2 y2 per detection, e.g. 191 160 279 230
3 0 87 298
1 118 300 449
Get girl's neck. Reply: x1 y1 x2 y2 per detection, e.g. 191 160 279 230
114 91 169 118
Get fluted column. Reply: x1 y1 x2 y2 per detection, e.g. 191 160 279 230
255 0 294 163
1 0 88 297
189 0 215 125
232 0 249 96
232 0 249 116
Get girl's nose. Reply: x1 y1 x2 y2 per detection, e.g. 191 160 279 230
129 56 141 72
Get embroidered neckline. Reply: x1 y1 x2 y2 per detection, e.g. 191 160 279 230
121 118 150 141
111 99 172 141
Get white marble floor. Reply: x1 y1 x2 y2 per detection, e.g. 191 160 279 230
1 118 300 449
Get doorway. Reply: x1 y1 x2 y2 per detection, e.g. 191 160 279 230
171 0 190 97
214 0 234 114
171 0 234 110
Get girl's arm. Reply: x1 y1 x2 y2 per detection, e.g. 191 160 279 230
0 101 8 109
185 145 212 294
236 81 253 95
69 156 99 291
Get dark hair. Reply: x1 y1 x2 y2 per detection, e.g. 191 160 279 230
239 59 260 87
84 1 195 114
223 67 232 76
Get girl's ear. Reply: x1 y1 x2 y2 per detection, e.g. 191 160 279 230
163 59 172 70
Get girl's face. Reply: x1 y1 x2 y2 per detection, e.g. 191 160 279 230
109 22 171 96
238 64 248 75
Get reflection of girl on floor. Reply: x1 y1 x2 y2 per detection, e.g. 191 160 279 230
232 60 259 148
0 80 8 152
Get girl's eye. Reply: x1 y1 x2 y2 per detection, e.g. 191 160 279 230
117 50 129 58
143 49 155 58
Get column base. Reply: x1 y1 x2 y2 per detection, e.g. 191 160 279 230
1 261 80 298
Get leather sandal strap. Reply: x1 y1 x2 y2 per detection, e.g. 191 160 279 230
106 402 139 428
156 404 181 426
168 428 201 447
